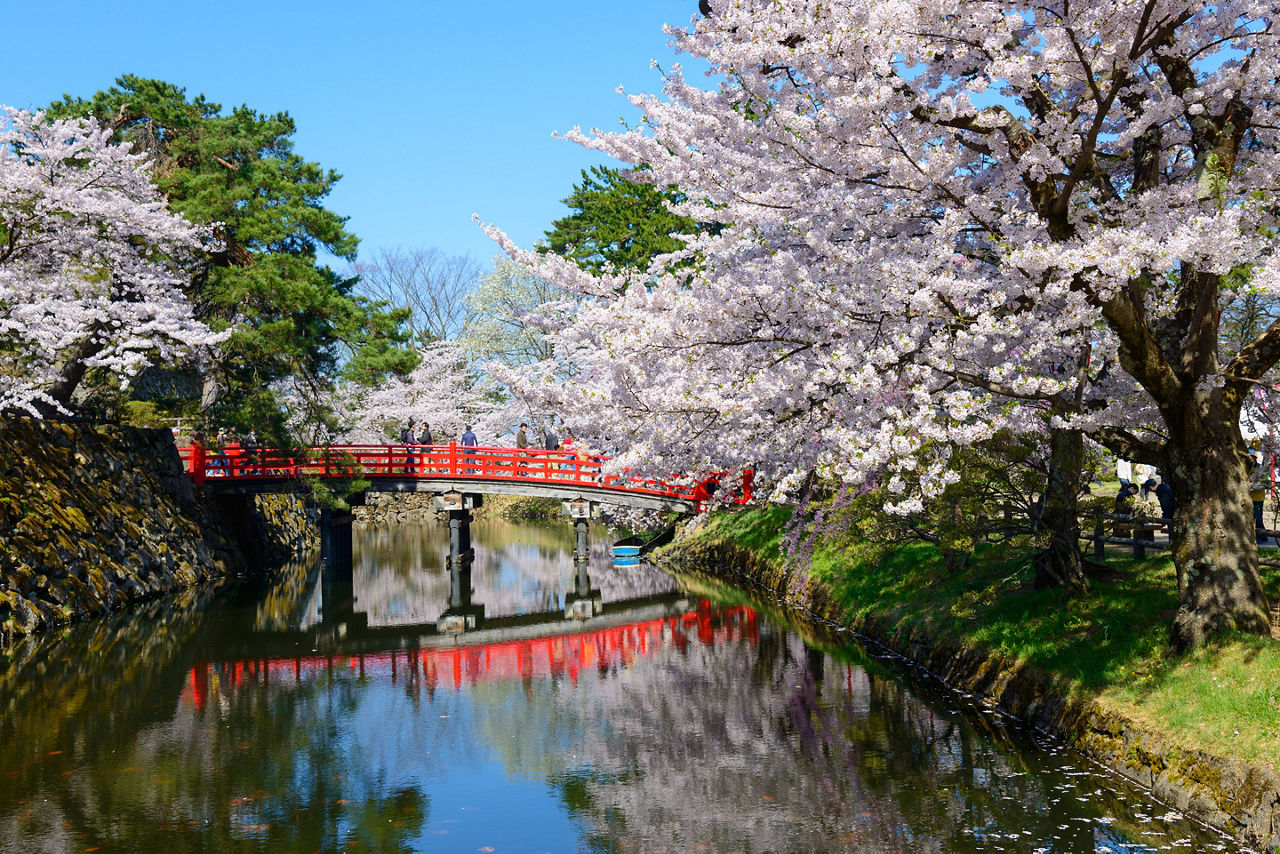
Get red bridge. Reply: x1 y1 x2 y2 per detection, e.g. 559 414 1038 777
179 443 752 513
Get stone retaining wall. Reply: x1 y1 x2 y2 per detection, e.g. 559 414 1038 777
0 417 316 642
659 532 1280 853
353 492 551 525
354 492 439 526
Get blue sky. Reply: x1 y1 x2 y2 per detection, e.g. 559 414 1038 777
5 0 705 270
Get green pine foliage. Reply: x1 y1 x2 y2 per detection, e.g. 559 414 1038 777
542 165 707 275
47 76 415 437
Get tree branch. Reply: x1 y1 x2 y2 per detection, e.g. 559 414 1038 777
1226 314 1280 381
1091 426 1165 464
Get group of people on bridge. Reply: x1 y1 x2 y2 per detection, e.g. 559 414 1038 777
396 418 598 478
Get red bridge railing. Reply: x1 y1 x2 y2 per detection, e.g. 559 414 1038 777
177 443 753 510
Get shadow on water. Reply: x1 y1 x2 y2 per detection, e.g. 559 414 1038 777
0 516 1238 853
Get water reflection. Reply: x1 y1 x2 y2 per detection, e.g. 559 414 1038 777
347 519 678 626
0 517 1233 852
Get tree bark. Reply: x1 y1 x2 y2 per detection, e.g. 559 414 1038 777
1164 400 1272 652
45 328 106 412
1033 426 1087 592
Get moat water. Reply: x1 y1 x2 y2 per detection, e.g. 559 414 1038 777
0 518 1234 852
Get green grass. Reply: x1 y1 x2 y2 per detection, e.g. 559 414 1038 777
691 504 791 559
686 507 1280 770
1111 637 1280 764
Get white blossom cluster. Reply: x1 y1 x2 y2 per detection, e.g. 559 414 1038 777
484 0 1280 509
333 341 526 446
0 109 223 415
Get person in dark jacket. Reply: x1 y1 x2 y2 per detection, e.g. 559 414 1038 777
400 419 416 473
1113 482 1139 514
461 425 478 473
515 423 530 476
416 423 432 472
1154 479 1175 521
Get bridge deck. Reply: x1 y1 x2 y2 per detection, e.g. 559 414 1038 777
179 443 751 512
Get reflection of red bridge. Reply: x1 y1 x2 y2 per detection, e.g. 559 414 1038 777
178 443 752 513
185 602 757 712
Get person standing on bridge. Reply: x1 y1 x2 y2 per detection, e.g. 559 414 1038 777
516 422 530 477
241 429 259 476
400 419 417 474
560 429 577 480
417 422 433 473
574 436 597 482
213 428 229 477
461 424 478 474
542 425 558 479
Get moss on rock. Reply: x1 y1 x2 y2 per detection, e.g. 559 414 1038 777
0 416 317 643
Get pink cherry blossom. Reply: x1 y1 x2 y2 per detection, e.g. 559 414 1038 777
488 0 1280 648
0 108 223 415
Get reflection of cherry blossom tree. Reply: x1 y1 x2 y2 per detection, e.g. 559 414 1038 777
0 108 221 415
473 621 1211 852
347 519 679 626
596 504 669 535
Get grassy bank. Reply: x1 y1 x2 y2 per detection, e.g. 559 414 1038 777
684 507 1280 770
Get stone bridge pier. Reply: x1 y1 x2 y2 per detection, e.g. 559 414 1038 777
563 498 602 619
432 491 482 572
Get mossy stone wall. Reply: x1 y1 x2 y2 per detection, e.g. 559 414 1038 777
0 417 316 641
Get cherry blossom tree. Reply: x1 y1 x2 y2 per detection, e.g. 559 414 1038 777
333 341 523 446
490 0 1280 649
459 257 571 370
0 108 220 416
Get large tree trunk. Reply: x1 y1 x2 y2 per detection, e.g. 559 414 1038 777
44 328 106 412
1165 408 1272 652
1033 427 1087 592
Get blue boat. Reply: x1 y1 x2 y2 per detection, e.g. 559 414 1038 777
612 536 643 560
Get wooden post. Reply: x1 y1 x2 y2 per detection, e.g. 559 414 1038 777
191 442 206 485
1133 520 1146 559
1094 517 1105 561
